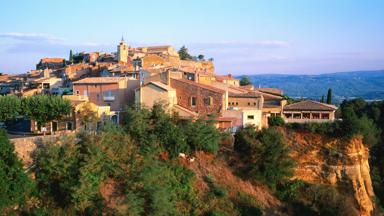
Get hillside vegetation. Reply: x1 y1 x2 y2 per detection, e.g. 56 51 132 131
1 99 384 215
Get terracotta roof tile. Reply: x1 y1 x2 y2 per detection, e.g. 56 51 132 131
171 78 225 94
284 100 337 111
73 77 127 84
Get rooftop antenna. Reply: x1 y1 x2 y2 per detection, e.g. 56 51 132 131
121 35 124 42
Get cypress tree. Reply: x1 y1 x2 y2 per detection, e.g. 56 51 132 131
326 88 332 104
321 95 325 103
69 50 74 63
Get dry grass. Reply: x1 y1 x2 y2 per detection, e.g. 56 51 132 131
181 151 284 214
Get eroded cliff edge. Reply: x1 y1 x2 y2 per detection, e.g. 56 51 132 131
284 130 375 215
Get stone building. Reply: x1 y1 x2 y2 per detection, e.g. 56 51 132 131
72 77 139 122
36 58 65 70
283 100 337 123
170 78 226 115
135 81 177 110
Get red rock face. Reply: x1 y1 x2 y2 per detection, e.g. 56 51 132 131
170 79 224 115
285 130 375 216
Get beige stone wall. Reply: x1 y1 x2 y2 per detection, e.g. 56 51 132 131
228 96 263 109
11 132 75 166
142 54 166 68
242 109 263 130
136 83 176 110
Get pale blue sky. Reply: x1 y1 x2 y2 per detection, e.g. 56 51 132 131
0 0 383 75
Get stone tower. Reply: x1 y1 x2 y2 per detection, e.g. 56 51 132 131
117 36 128 63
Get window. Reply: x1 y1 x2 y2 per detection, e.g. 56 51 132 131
312 113 320 119
97 94 100 100
236 102 238 106
248 102 251 106
293 113 302 119
190 97 197 106
76 90 79 95
247 115 254 120
322 113 330 119
204 97 212 106
66 122 73 130
228 102 231 106
104 90 113 97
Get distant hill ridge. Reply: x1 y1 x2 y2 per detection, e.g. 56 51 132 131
238 70 384 103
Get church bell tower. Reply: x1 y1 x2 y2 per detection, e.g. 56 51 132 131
117 36 128 63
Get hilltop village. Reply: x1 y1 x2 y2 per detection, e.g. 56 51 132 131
1 39 381 216
0 38 337 134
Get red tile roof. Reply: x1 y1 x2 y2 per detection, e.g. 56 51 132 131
171 78 225 94
73 77 127 84
284 100 337 111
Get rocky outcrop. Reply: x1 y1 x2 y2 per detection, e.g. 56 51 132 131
286 130 375 216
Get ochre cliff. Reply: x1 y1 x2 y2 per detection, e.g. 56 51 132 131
285 130 375 216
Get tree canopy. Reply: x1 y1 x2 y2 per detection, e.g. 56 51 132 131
0 95 21 121
124 103 220 156
234 127 295 190
197 54 205 61
178 46 193 60
240 76 252 86
0 129 32 212
22 95 72 128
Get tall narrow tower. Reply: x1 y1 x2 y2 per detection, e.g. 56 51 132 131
117 36 128 63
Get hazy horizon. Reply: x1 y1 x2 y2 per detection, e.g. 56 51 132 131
1 0 384 75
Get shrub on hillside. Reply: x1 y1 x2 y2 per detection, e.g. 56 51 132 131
124 103 221 156
268 116 285 126
182 118 220 154
298 184 359 215
234 127 295 190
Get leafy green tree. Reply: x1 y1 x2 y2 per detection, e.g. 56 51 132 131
124 105 154 150
178 46 193 60
22 95 71 128
0 129 32 211
34 128 139 213
268 116 285 126
34 136 81 208
182 118 220 154
0 95 21 121
326 88 332 104
240 76 252 86
339 103 380 147
197 54 205 61
153 115 189 157
234 127 295 190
